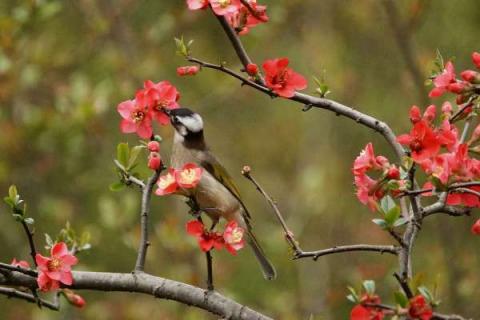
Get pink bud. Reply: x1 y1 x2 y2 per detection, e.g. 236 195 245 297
447 82 466 94
387 166 400 180
177 66 200 76
148 152 162 170
246 63 259 76
147 141 160 152
409 105 421 123
473 52 480 69
472 219 480 235
64 290 86 308
423 105 436 123
441 101 452 114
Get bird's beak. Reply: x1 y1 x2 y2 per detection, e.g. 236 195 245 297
162 108 172 116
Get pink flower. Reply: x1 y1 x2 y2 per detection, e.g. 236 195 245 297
263 58 307 98
472 52 480 69
117 99 153 139
186 0 209 10
429 61 456 98
352 143 388 176
471 219 480 235
210 0 242 16
136 80 180 125
408 295 433 320
175 163 203 189
186 220 224 252
147 141 160 152
11 258 30 269
225 0 268 35
155 169 179 196
35 242 78 292
397 120 441 162
177 66 200 76
223 220 245 255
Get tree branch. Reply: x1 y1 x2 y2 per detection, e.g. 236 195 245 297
0 270 273 320
0 286 59 311
114 160 146 189
134 169 162 272
294 245 398 260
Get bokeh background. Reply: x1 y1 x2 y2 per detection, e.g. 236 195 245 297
1 0 479 319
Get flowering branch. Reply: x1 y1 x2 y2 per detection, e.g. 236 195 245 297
0 270 273 320
134 169 162 272
113 159 146 189
241 166 399 260
0 286 59 311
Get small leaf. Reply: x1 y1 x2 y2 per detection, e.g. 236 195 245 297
372 219 387 229
393 217 408 227
4 197 14 208
12 214 23 222
380 196 396 214
109 182 125 192
346 286 359 303
127 145 145 170
394 291 408 308
418 286 434 303
362 280 375 295
117 143 130 167
24 217 34 225
8 185 18 201
45 233 54 247
385 206 401 226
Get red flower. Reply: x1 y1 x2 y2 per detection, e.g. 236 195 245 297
263 58 307 98
472 52 480 69
175 163 203 189
11 258 30 269
350 294 384 320
136 80 180 125
155 169 178 196
64 289 86 308
148 152 162 170
117 99 153 139
210 0 242 16
354 174 383 212
471 219 480 235
460 70 479 83
225 0 269 35
352 143 388 176
246 63 259 76
447 186 480 207
147 141 160 152
408 295 433 320
35 242 78 292
397 120 441 162
223 220 245 255
186 0 209 10
177 66 200 76
436 120 458 151
429 61 456 98
186 220 224 252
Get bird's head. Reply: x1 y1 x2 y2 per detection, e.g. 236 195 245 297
165 107 204 138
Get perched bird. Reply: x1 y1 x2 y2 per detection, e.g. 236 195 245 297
166 107 276 280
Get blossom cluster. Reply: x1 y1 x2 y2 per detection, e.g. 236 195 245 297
187 0 268 35
117 80 180 139
155 163 203 196
186 219 245 255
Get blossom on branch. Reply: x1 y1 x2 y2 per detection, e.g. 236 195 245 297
177 66 200 76
223 220 245 255
263 58 307 98
429 61 456 98
136 80 180 125
408 295 433 320
10 258 30 269
155 169 179 196
117 99 153 139
35 242 78 292
175 163 203 189
350 294 384 320
186 220 224 252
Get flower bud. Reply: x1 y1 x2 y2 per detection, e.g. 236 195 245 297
473 52 480 69
447 82 466 94
246 63 259 76
63 290 86 308
147 141 160 152
471 219 480 235
148 152 162 170
409 105 421 123
386 166 400 180
423 105 436 123
460 70 480 84
177 66 200 76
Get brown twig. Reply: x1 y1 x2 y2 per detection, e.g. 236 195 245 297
295 245 399 261
0 286 59 311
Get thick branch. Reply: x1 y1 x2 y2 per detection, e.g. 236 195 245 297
134 170 162 272
0 270 272 320
0 286 58 311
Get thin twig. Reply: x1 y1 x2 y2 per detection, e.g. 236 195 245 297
0 263 37 277
134 169 162 272
0 287 59 311
393 272 413 299
114 160 146 189
295 245 399 261
21 221 38 268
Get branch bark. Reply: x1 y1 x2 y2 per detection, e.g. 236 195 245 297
0 270 273 320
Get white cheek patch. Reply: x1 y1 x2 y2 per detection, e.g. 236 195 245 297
180 114 204 133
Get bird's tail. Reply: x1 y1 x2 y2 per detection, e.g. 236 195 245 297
246 230 277 280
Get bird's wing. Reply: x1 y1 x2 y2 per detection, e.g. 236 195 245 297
200 151 252 221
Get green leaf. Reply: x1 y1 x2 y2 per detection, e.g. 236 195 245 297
4 197 14 208
24 217 34 225
380 196 396 214
346 286 359 303
372 219 387 229
117 143 130 167
418 286 433 303
394 291 408 308
384 206 401 226
174 36 190 57
127 145 145 170
45 233 54 248
12 214 23 222
393 217 408 227
109 182 125 192
8 185 18 201
362 280 375 295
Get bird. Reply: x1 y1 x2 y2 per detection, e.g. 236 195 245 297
165 107 276 280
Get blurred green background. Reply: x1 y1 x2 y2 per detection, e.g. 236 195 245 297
0 0 479 319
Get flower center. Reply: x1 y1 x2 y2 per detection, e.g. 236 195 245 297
47 258 62 272
229 228 243 243
158 173 175 189
410 140 423 152
180 169 197 184
218 0 231 8
132 110 145 123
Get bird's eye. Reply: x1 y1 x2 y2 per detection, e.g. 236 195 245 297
174 116 180 124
